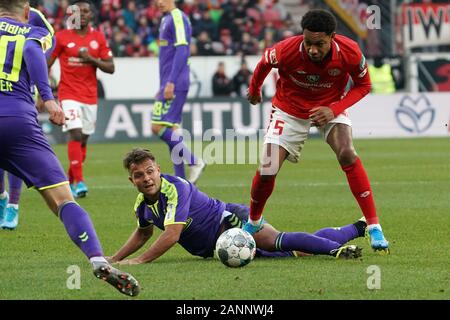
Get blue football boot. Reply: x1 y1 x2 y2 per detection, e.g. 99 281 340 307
75 181 88 198
0 192 8 225
70 184 78 198
367 225 390 254
242 217 265 235
1 205 19 230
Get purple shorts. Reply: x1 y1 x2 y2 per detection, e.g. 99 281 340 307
0 116 68 190
151 90 188 126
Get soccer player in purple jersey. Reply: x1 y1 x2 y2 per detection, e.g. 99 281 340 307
151 0 205 184
0 6 54 230
107 148 365 265
0 0 139 296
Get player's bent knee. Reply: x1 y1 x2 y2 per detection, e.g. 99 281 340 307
151 124 164 136
39 184 75 216
337 148 357 166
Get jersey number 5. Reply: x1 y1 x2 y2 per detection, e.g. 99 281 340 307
273 120 285 135
0 35 25 82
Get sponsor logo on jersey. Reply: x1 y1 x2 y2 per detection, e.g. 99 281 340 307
90 40 99 50
296 70 307 75
269 48 278 65
306 74 320 83
328 68 341 76
67 42 75 48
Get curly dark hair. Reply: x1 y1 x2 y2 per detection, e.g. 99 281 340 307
123 148 156 171
301 10 337 35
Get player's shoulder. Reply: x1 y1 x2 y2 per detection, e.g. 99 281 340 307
334 34 363 62
161 174 191 196
133 193 146 212
29 8 54 35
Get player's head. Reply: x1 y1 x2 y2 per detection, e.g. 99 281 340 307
157 0 176 13
124 148 162 197
301 10 337 63
0 0 30 22
70 0 92 28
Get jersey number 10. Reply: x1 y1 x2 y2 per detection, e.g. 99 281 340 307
0 35 25 83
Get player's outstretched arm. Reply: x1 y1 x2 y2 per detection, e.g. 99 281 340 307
117 224 184 265
108 227 153 263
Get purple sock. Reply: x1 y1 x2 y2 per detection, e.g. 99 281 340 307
0 169 5 194
256 248 295 258
8 173 22 204
59 202 103 259
313 224 359 245
276 232 342 255
160 128 198 174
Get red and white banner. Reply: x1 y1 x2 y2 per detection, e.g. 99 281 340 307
401 3 450 49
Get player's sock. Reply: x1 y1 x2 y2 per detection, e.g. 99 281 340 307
255 249 296 258
8 173 22 204
161 127 198 165
275 232 342 255
249 170 275 221
81 145 87 163
68 167 74 185
342 158 379 225
59 201 103 259
68 141 84 183
0 169 5 194
313 224 360 245
159 127 185 178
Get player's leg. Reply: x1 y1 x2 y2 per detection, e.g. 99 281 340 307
61 100 84 197
313 218 367 245
151 91 205 183
4 117 140 296
244 107 308 234
0 169 7 225
0 172 22 230
253 223 362 259
39 185 139 296
325 122 389 252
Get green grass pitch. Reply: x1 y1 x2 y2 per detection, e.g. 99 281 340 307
0 137 449 299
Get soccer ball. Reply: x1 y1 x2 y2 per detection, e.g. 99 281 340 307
215 228 256 268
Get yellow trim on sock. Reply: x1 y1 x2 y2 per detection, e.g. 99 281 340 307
36 181 69 191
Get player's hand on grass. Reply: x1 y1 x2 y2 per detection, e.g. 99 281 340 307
164 82 175 101
309 106 334 127
44 100 65 126
247 89 262 105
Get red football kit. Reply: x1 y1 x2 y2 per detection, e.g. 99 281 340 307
52 27 112 104
248 34 372 119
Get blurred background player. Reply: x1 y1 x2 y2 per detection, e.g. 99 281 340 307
243 10 389 253
0 0 139 296
107 148 365 265
0 5 54 230
48 0 115 198
151 0 205 184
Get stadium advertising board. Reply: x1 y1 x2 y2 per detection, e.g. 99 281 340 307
401 3 450 49
40 93 450 144
88 93 449 142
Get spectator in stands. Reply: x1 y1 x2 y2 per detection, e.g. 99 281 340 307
233 60 253 97
196 31 216 56
368 57 396 94
212 61 233 96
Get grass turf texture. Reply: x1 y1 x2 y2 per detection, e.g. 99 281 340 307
0 137 449 299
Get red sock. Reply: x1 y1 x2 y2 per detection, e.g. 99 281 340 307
68 167 74 185
249 170 276 221
342 158 379 225
81 145 87 163
68 141 83 183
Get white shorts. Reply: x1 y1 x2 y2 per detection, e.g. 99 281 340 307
61 100 98 135
264 106 352 163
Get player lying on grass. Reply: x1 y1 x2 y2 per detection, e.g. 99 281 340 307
107 148 366 265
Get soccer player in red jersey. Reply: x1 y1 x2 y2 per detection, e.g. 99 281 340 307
48 0 114 198
243 10 389 253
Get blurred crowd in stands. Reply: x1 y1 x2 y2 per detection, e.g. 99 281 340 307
33 0 307 57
